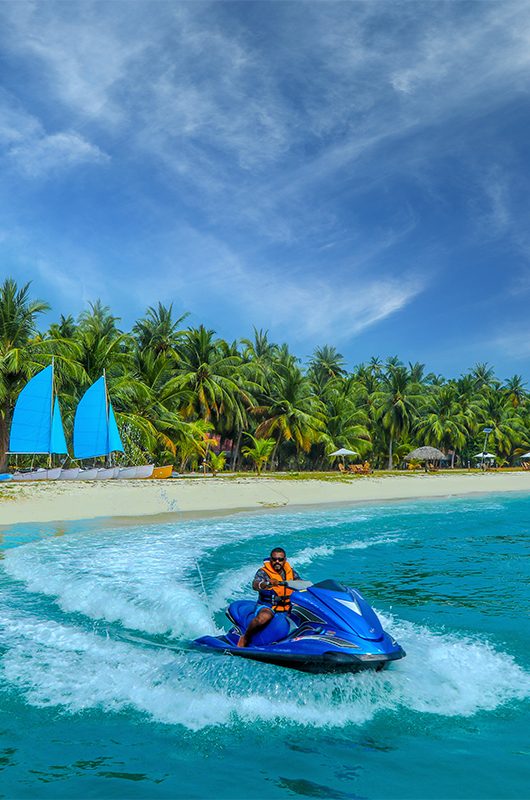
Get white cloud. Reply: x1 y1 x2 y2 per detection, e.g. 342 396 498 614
489 330 530 361
2 0 530 354
8 131 108 177
0 93 41 145
0 2 144 124
238 271 425 343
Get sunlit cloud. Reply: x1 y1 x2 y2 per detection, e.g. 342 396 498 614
1 1 530 374
8 131 108 177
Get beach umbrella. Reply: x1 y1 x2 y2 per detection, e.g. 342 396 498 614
405 446 446 461
473 452 496 459
520 452 530 458
329 447 359 469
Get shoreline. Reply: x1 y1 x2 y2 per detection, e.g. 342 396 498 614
1 472 529 527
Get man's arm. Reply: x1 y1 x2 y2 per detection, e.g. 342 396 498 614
252 568 280 591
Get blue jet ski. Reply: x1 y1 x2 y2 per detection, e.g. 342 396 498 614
193 579 406 673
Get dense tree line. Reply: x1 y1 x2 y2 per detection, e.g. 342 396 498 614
1 278 529 473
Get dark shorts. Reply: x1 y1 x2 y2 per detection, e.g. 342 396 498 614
255 603 290 616
255 604 274 616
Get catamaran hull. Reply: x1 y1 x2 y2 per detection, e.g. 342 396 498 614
96 467 119 480
59 468 80 480
117 465 154 479
12 467 62 481
77 468 99 480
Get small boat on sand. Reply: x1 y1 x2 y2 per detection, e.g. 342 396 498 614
150 465 173 479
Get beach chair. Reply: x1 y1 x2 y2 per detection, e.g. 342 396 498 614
338 463 347 473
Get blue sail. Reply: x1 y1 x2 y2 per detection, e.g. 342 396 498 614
50 397 68 455
73 377 108 459
74 376 124 459
9 366 53 454
107 403 124 454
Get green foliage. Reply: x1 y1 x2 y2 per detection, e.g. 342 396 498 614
208 451 227 475
241 434 276 475
2 278 530 475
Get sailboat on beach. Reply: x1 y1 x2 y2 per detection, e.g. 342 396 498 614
73 373 125 479
73 375 154 479
9 363 68 480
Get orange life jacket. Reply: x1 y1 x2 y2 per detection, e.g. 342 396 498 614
261 559 295 611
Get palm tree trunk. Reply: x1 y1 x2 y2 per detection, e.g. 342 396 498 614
270 439 280 472
387 435 393 470
0 404 10 473
231 430 242 472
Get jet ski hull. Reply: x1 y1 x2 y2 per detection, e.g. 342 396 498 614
193 581 406 674
193 633 404 673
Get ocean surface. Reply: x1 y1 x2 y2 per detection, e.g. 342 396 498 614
0 493 529 799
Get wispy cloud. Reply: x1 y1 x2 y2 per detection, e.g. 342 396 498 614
8 131 108 177
489 329 530 362
0 90 108 178
252 273 425 343
1 0 530 371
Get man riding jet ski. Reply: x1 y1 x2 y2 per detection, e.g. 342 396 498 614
193 547 406 673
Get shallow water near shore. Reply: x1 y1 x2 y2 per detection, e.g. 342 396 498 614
1 493 529 799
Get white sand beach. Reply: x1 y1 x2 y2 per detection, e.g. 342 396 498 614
1 471 529 526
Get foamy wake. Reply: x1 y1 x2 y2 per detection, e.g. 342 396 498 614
0 602 528 731
2 513 527 730
3 522 403 635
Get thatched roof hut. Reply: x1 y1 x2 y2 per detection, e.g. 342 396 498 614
405 446 446 461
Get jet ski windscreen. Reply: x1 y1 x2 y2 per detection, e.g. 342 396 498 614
312 579 349 593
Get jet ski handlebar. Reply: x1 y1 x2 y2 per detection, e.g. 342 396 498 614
276 579 314 590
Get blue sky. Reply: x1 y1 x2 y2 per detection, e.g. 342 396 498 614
1 1 530 380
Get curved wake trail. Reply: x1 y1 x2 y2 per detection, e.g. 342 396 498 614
0 602 527 731
1 505 529 731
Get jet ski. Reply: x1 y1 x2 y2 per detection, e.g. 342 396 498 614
193 579 406 673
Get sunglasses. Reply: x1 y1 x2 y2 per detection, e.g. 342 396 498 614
271 556 285 562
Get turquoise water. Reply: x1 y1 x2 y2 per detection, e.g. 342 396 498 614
1 493 529 799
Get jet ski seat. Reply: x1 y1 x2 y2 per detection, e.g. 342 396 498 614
227 600 291 645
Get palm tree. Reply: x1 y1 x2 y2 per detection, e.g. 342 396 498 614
470 362 498 391
373 366 423 469
308 345 346 390
241 328 278 368
74 301 131 384
319 379 371 466
133 302 189 355
48 314 76 339
503 375 527 409
476 390 526 462
255 361 324 467
242 434 276 475
175 326 254 425
408 361 426 384
415 386 469 467
0 280 50 471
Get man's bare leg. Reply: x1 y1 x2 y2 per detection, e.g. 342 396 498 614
237 608 274 647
